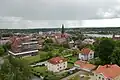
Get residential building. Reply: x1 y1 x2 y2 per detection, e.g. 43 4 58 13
74 60 96 72
79 48 94 61
47 57 67 72
94 64 120 80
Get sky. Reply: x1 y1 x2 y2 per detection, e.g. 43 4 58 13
0 0 120 29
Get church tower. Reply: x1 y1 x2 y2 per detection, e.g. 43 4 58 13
61 24 64 34
61 24 65 38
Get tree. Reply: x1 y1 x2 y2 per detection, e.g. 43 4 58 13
44 38 53 43
111 47 120 66
2 42 11 52
47 51 53 58
58 47 64 53
97 38 115 64
0 56 32 80
0 46 5 56
43 44 53 51
71 49 80 56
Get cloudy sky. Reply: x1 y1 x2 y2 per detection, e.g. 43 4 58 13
0 0 120 29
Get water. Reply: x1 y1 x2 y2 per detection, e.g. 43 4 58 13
84 34 113 38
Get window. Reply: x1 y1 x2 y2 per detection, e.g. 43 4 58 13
57 68 59 70
107 78 111 80
57 64 59 66
99 77 101 79
60 67 62 69
102 78 104 80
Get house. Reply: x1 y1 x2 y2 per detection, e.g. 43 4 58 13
74 60 96 72
112 34 120 40
47 57 67 72
79 48 94 61
0 37 10 45
82 39 95 45
69 40 75 48
94 64 120 80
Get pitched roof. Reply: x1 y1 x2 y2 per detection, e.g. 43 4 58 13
81 48 93 54
95 64 120 79
48 57 66 64
75 60 96 70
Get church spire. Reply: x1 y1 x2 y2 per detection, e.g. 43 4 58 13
61 24 64 34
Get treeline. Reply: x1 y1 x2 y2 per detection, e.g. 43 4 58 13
0 27 120 34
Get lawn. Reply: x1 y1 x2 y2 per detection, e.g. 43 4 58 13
22 51 48 64
67 56 78 63
32 66 47 73
68 62 74 68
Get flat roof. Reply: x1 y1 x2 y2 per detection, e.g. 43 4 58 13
22 41 38 45
8 50 38 56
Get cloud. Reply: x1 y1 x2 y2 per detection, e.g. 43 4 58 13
0 16 120 29
0 0 119 20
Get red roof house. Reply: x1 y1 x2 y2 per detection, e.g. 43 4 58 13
47 57 67 72
75 60 96 72
94 64 120 79
48 57 66 64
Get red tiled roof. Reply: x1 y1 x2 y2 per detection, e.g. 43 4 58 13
81 48 93 54
75 60 96 70
54 33 70 39
48 57 66 64
95 64 120 79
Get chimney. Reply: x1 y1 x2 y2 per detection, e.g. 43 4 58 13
106 65 110 68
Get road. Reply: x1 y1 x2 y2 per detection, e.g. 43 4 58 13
31 61 47 67
32 76 41 80
61 71 87 80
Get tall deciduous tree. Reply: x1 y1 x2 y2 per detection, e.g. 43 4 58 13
97 38 115 64
111 47 120 66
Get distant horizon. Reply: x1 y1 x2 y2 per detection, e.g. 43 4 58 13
0 18 120 29
0 26 120 29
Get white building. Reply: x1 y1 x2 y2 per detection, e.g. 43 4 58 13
82 39 95 45
47 57 67 72
79 48 94 61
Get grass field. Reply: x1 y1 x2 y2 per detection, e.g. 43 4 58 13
23 51 48 64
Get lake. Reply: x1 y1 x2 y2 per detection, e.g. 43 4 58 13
84 34 113 38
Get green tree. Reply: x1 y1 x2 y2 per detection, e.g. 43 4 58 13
43 44 53 51
2 42 11 52
97 38 115 64
111 47 120 66
0 56 32 80
0 46 5 56
58 47 64 53
44 38 53 43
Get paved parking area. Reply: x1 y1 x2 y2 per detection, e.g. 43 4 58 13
61 70 90 80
